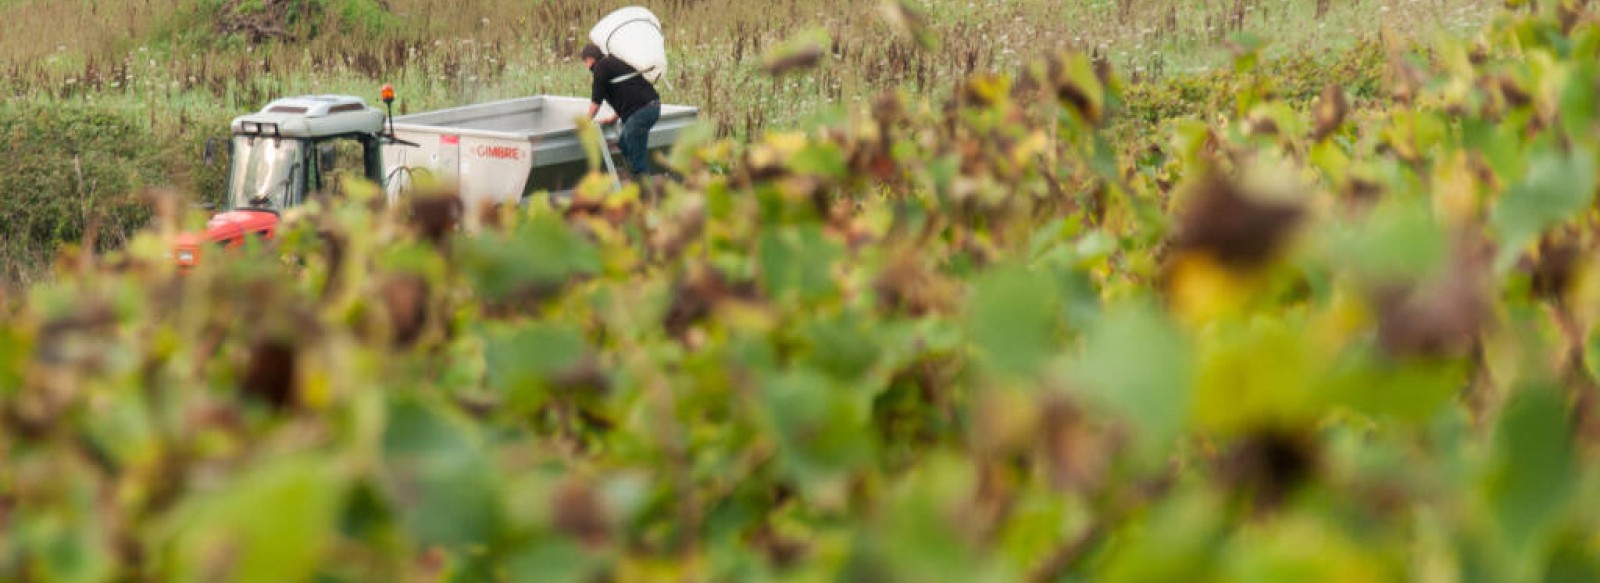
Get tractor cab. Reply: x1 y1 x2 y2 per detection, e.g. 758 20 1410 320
175 93 394 270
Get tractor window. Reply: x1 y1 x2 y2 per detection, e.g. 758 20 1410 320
314 138 370 196
229 136 304 211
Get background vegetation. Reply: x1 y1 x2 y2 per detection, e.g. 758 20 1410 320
0 0 1490 282
10 1 1600 582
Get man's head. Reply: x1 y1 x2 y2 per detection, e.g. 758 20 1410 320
580 43 604 68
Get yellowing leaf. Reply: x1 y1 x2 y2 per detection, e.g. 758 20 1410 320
1309 287 1373 354
1166 252 1260 328
1218 512 1392 583
1190 318 1320 435
1431 150 1482 227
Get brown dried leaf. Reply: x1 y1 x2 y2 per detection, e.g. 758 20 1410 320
1311 83 1349 142
408 194 462 246
1169 173 1304 271
1374 251 1492 360
1214 428 1319 514
241 340 297 410
380 275 429 348
551 478 610 548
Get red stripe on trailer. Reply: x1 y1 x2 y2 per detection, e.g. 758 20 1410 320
441 134 459 145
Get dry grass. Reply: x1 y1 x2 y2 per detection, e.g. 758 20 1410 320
0 0 1497 148
0 0 168 61
3 0 1496 135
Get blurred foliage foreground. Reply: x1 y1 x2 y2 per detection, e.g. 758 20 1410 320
7 4 1600 583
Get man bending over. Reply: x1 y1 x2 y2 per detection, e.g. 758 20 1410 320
581 43 661 178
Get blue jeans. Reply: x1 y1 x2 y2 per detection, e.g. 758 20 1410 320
618 101 660 176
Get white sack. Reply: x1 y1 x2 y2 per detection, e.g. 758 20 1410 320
588 6 668 83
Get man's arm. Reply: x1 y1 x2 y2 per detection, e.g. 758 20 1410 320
589 65 618 125
587 101 618 125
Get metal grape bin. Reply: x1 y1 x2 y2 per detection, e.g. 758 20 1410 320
380 95 699 208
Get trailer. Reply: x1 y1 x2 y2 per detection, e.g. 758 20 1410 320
380 95 700 209
170 89 699 271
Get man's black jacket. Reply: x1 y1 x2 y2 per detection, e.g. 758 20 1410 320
590 55 660 122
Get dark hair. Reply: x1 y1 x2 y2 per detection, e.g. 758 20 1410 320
580 43 604 62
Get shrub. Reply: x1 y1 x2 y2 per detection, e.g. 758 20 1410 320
0 103 166 282
202 0 395 45
1119 39 1387 128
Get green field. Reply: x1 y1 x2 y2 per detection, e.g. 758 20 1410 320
7 1 1600 582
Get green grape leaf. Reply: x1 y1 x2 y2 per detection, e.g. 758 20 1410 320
1326 196 1448 284
1070 303 1191 448
760 368 875 488
1490 147 1597 271
158 456 347 583
967 264 1059 377
799 311 883 381
1483 385 1575 558
1101 485 1227 583
791 143 849 179
757 224 842 303
506 538 604 583
483 322 588 411
382 396 504 551
458 211 601 301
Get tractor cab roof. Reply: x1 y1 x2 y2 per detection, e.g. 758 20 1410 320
230 95 386 139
